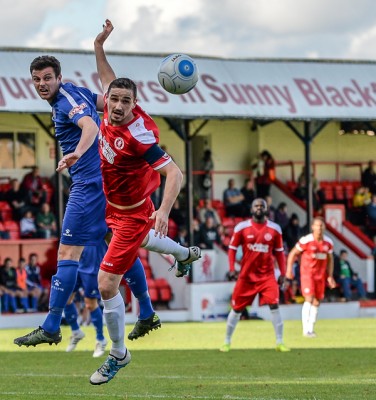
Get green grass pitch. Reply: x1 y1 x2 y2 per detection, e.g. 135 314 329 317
0 318 375 399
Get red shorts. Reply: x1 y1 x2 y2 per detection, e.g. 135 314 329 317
231 277 279 311
300 274 326 300
100 197 154 275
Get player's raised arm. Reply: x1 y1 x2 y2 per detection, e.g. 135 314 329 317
94 19 116 94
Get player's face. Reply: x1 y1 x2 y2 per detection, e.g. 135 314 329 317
251 199 267 220
31 67 61 103
107 88 137 126
311 219 325 238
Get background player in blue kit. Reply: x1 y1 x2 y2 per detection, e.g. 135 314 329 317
64 243 108 358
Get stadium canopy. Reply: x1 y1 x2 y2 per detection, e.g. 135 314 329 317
2 47 376 230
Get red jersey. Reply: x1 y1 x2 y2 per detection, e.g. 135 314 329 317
228 219 285 281
99 102 171 206
296 233 333 279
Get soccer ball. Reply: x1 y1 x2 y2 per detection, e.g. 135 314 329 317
157 54 199 95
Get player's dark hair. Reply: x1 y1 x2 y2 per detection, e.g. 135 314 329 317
30 56 61 77
108 78 137 98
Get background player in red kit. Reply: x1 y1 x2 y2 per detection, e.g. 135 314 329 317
89 20 200 385
286 217 335 338
220 198 290 352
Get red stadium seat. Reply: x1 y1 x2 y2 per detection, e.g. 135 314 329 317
0 201 13 221
154 278 173 303
4 220 20 239
146 278 159 302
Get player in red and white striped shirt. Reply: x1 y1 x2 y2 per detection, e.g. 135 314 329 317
286 217 335 338
220 198 290 352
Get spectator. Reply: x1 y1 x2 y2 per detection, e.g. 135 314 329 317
254 150 275 198
192 218 201 247
0 213 10 239
36 202 57 238
223 178 245 218
361 160 376 194
25 253 49 311
4 178 28 221
50 171 71 210
200 149 214 199
21 166 46 213
265 195 276 221
169 198 185 228
353 186 372 208
198 216 222 250
20 210 38 238
174 226 189 247
274 202 289 233
16 257 34 311
240 178 256 217
198 198 221 227
366 194 376 234
0 257 28 312
334 250 367 301
284 213 303 251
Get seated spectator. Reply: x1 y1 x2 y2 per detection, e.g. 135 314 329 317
174 226 189 247
20 210 38 238
274 202 289 233
4 178 28 221
334 249 367 301
361 160 376 194
198 216 222 250
21 166 46 213
36 202 57 238
284 213 303 251
353 186 371 208
198 198 221 227
223 178 245 217
26 253 49 311
16 257 33 311
241 178 255 217
0 257 28 312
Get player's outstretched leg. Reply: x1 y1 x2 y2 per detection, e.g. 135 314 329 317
14 326 62 347
128 312 161 341
90 349 131 385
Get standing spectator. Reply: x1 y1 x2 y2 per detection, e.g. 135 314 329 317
199 216 222 250
334 249 367 301
361 160 376 194
366 194 376 236
286 217 336 338
16 257 34 311
274 202 290 233
240 178 256 217
25 253 49 311
219 198 290 353
36 202 57 238
20 210 38 238
265 195 276 221
200 149 214 199
21 166 47 213
254 150 275 198
169 198 185 228
223 178 245 218
4 178 28 220
284 213 303 251
198 198 222 227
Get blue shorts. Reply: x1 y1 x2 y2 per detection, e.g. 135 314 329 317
61 175 107 246
73 242 108 298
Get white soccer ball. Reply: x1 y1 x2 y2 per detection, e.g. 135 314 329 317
157 54 199 95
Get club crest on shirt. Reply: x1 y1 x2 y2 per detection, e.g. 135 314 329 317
68 102 87 119
114 137 124 150
264 233 272 241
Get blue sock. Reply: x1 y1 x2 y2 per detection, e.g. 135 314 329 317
64 302 80 331
2 294 9 312
9 295 17 312
90 306 104 341
124 257 154 320
21 297 29 310
31 296 38 310
42 260 79 334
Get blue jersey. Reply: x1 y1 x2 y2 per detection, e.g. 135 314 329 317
51 82 101 181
